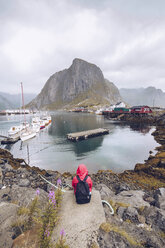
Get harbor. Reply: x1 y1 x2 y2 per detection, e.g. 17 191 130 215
0 114 52 144
0 112 158 173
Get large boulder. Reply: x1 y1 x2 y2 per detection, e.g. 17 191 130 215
142 206 165 232
0 202 19 248
0 185 48 205
154 188 165 210
95 183 115 200
111 190 150 208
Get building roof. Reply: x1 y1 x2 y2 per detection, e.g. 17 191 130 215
131 105 151 109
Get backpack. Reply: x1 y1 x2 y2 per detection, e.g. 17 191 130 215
75 175 90 204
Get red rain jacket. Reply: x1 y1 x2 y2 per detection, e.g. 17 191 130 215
72 164 93 194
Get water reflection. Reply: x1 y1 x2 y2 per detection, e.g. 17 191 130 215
49 112 105 137
48 113 105 156
129 123 151 134
0 112 158 173
71 136 104 157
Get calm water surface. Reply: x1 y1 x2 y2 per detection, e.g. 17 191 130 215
0 112 158 173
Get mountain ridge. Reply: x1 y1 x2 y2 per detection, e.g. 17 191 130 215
29 58 122 110
120 87 165 107
0 92 37 110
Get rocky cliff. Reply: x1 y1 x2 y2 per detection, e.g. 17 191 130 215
29 58 122 110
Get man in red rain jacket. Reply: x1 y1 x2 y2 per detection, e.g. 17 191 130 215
72 164 93 204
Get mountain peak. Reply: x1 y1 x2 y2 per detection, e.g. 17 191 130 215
29 59 122 110
70 58 99 72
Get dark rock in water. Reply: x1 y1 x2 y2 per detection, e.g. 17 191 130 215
29 58 122 109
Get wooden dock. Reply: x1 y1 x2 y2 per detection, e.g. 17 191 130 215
0 134 20 144
67 128 109 141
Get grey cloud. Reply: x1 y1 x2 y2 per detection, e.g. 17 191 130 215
0 0 165 93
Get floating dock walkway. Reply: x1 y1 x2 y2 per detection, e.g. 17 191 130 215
67 128 109 141
0 134 20 144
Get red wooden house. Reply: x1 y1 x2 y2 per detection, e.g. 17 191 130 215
131 106 152 114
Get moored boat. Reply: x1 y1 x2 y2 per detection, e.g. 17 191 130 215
20 82 36 142
40 120 46 129
31 116 40 132
8 125 22 136
47 115 52 123
95 109 103 115
20 127 36 141
8 122 29 137
32 123 40 133
41 116 49 126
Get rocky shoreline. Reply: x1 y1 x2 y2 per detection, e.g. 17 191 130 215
0 113 165 247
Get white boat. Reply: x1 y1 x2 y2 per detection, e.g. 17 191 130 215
41 116 50 126
95 109 103 115
32 123 40 133
40 120 46 130
31 116 40 133
32 116 40 124
20 127 36 141
20 83 36 142
8 122 29 137
40 115 51 128
8 125 23 136
47 116 52 123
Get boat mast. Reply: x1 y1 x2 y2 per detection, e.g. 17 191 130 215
20 82 26 124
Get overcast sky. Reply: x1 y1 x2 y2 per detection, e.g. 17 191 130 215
0 0 165 94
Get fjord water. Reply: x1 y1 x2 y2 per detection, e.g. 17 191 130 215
0 112 158 173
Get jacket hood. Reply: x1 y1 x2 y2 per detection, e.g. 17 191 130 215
76 164 88 180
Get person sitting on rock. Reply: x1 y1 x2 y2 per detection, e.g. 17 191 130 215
72 164 93 204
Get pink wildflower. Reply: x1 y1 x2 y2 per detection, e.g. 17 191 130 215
57 178 62 187
60 228 65 237
44 229 50 237
48 190 56 208
36 189 40 196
